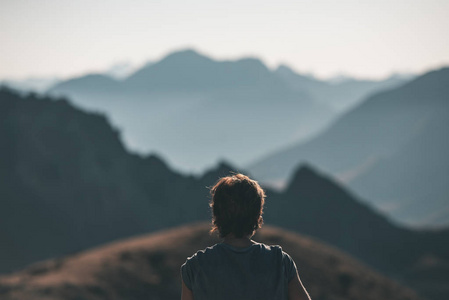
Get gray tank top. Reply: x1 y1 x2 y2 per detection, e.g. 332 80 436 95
181 242 297 300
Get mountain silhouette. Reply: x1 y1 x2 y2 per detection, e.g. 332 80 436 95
266 165 449 300
124 49 285 91
198 160 245 186
0 223 423 300
267 165 449 272
0 87 205 273
249 66 449 227
49 49 334 172
52 74 119 94
1 87 448 299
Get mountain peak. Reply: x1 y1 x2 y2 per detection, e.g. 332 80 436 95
234 57 268 71
287 163 321 186
142 154 170 170
159 48 213 65
274 64 324 88
284 163 358 207
124 48 280 91
216 159 237 171
200 160 247 186
276 64 295 74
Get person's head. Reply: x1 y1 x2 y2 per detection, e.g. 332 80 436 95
210 173 266 238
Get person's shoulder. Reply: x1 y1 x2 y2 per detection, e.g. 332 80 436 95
262 243 293 256
257 242 283 253
254 242 285 258
181 245 221 289
257 243 295 261
183 244 221 266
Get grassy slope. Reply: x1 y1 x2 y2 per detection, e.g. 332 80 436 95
0 223 422 300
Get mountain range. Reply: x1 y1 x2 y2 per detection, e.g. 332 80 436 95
48 49 410 173
1 87 448 299
249 66 449 227
48 49 331 172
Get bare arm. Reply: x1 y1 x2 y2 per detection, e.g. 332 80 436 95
289 272 311 300
181 280 194 300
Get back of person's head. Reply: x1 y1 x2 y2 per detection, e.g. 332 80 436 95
210 173 266 238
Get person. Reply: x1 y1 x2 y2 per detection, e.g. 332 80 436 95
181 173 311 300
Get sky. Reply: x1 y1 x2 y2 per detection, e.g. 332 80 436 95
1 0 448 80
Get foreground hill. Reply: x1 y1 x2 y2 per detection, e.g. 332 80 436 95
0 223 422 300
50 49 334 172
249 66 449 227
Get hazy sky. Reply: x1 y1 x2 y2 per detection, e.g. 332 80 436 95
1 0 448 80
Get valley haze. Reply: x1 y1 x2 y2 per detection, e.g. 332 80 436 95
48 48 411 174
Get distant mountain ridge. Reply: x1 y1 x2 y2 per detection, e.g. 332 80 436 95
48 48 408 173
53 74 119 94
249 66 449 227
125 50 283 91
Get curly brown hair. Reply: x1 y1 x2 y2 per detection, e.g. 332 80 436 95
210 174 266 238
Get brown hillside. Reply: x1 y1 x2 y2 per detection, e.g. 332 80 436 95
0 223 423 300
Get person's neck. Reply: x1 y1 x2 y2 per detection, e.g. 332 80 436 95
223 234 255 248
